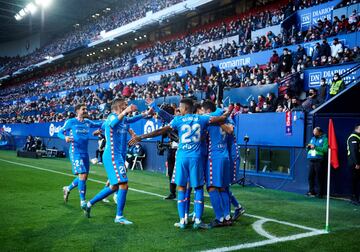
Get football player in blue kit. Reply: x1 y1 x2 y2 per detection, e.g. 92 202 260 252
129 98 229 229
84 98 148 224
200 100 233 226
58 103 102 209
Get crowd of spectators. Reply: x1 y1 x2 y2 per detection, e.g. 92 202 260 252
1 0 360 124
0 41 354 124
0 0 338 78
0 0 184 77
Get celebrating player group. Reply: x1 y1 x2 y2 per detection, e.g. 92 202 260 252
58 97 245 229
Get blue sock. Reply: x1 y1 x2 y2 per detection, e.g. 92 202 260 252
177 190 186 221
185 187 192 216
68 177 79 191
194 187 204 221
89 186 115 206
209 190 224 221
78 179 86 201
116 188 128 217
220 191 230 218
228 189 240 208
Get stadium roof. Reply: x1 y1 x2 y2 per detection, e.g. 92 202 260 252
0 0 118 43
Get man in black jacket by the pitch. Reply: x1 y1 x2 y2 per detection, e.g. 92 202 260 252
347 124 360 205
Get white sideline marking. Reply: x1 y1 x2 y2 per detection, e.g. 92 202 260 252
0 158 327 250
0 158 166 199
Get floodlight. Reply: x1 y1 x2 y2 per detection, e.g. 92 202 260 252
19 9 26 17
14 14 22 21
26 3 37 14
35 0 53 8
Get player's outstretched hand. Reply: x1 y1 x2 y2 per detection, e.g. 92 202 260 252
128 136 141 146
92 129 102 136
65 136 74 143
124 104 138 115
146 107 155 117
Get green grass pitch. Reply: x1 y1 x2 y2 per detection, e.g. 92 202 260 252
0 150 359 251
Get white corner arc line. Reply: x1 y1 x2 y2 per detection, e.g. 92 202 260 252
252 219 277 240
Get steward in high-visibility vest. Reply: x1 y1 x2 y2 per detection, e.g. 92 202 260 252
329 73 345 98
347 125 360 205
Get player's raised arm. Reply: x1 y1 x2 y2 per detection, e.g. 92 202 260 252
149 100 174 123
108 99 137 128
209 106 234 125
87 119 104 128
128 125 172 146
57 120 73 143
125 107 154 124
220 123 234 134
128 128 136 138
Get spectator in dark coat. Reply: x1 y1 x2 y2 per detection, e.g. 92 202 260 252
320 39 331 58
196 63 207 80
302 88 321 112
318 78 329 103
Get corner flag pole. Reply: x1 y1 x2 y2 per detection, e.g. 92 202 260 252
325 148 331 233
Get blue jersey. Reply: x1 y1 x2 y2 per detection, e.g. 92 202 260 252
102 113 144 157
102 113 128 158
58 118 101 154
169 114 210 158
207 108 230 157
207 124 229 158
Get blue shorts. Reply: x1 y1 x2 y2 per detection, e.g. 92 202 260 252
206 156 230 188
70 153 90 175
172 156 204 188
229 155 240 184
103 152 128 186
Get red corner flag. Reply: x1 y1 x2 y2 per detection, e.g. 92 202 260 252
328 119 339 169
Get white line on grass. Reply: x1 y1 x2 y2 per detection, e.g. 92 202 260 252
0 158 327 250
201 230 327 252
252 219 277 240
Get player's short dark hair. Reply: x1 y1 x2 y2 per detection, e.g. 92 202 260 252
180 98 194 112
75 103 86 112
160 104 175 115
201 100 216 112
111 98 125 110
193 102 202 114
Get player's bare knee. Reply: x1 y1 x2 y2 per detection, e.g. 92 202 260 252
119 182 128 190
178 186 185 191
110 184 119 191
79 173 87 180
207 186 216 192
